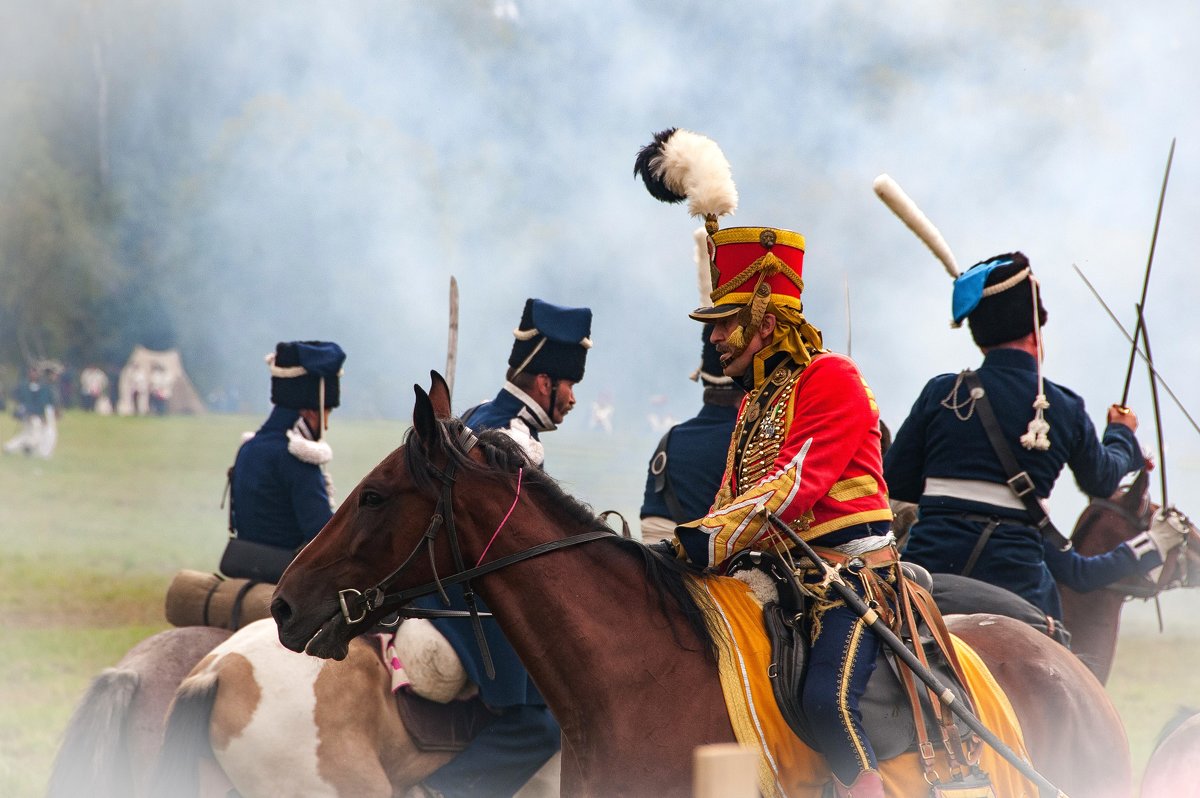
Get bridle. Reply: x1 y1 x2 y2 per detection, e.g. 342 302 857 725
333 422 614 677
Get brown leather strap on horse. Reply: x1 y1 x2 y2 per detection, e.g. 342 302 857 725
897 573 980 783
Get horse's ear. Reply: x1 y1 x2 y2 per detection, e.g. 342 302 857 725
428 370 452 418
1124 468 1150 512
412 384 440 448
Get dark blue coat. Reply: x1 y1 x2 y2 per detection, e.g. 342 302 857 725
884 348 1146 618
230 406 332 550
465 387 548 444
640 402 739 522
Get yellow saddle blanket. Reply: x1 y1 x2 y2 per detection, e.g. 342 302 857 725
696 575 1038 798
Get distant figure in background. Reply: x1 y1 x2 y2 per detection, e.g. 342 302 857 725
411 297 592 798
3 366 59 458
79 365 111 414
589 389 614 433
129 364 149 415
220 340 345 584
148 364 172 415
645 393 675 433
640 323 745 544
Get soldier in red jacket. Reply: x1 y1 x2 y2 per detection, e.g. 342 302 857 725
637 129 893 798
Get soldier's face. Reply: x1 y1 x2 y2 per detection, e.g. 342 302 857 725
710 314 772 378
551 379 577 424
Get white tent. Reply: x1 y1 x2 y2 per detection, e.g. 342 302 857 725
116 345 206 416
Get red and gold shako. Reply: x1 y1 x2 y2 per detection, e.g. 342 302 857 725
690 226 806 322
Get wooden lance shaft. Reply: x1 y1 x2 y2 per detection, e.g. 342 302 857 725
1119 137 1175 408
763 512 1068 798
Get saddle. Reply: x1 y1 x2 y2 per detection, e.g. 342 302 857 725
394 690 499 753
727 550 982 772
931 572 1071 647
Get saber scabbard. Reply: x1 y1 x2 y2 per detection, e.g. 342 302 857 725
763 512 1068 798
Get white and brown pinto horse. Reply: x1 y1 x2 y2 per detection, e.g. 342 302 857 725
267 372 1135 798
150 617 559 797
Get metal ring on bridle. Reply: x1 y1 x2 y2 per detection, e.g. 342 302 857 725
338 588 367 625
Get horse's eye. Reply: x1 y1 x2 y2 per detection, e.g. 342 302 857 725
359 489 385 508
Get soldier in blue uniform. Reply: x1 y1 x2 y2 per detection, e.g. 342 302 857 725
413 297 591 798
222 340 345 582
3 365 59 458
884 253 1185 621
640 322 744 543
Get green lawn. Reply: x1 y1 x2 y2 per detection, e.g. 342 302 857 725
1 410 1197 796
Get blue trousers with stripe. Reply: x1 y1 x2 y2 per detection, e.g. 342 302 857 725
801 569 882 784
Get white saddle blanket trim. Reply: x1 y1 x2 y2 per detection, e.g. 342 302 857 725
923 477 1027 511
731 568 779 606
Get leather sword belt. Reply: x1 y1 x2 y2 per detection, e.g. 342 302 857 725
809 543 900 571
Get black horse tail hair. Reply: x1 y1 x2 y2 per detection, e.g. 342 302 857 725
148 670 220 798
45 667 140 798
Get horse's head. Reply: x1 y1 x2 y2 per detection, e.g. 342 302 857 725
1072 469 1200 597
271 370 538 660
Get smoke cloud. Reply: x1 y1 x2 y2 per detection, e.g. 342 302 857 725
5 0 1200 533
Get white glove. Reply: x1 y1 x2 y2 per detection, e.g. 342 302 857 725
1128 507 1191 561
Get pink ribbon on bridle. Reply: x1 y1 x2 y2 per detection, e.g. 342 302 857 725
474 467 522 567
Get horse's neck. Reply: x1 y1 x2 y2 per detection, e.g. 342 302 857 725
473 503 726 759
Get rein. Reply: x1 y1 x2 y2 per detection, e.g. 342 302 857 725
1088 495 1193 599
334 422 616 678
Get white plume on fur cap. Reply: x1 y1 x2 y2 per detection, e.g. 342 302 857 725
635 128 738 220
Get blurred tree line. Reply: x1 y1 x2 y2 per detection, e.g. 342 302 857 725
0 1 189 378
0 0 527 410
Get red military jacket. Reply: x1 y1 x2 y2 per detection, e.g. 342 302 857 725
677 352 891 569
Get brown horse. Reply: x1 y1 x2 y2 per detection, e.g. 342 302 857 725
45 625 231 798
272 373 1132 797
1061 469 1200 684
1140 707 1200 798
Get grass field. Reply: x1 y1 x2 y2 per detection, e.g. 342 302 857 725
2 410 1198 796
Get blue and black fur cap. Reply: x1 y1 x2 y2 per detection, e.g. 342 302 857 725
269 340 346 410
953 252 1048 348
508 299 593 383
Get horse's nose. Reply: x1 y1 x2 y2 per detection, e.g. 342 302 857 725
271 596 293 627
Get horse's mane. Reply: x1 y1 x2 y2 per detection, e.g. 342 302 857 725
402 418 718 659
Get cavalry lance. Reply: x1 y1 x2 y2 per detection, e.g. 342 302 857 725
1071 264 1200 439
1119 138 1176 409
764 512 1068 798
